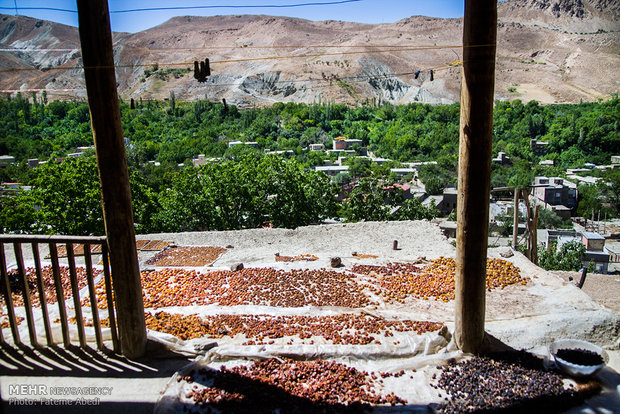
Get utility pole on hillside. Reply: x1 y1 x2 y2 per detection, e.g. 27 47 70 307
455 0 498 353
76 0 146 358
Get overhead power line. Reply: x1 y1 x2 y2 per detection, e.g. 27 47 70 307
109 0 363 14
0 63 461 94
0 6 74 13
1 0 363 15
0 48 79 52
0 43 484 74
1 43 459 53
0 88 82 93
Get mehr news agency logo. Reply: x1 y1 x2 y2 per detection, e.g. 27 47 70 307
7 384 113 406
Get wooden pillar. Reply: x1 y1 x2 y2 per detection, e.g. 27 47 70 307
455 0 497 353
76 0 146 358
512 188 519 249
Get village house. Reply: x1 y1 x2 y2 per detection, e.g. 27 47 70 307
492 151 511 165
314 165 349 177
530 139 549 156
0 155 16 166
329 137 367 156
533 176 578 215
228 140 259 148
580 232 609 274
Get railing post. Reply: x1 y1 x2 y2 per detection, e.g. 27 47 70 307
49 242 71 348
13 243 38 347
84 243 104 351
66 243 86 348
102 243 120 354
32 243 53 346
0 243 20 345
512 188 519 250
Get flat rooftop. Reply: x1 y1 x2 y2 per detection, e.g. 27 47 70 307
1 221 618 413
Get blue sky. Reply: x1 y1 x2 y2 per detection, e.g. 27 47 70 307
1 0 470 33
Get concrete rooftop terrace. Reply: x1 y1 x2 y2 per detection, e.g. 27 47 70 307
1 220 619 413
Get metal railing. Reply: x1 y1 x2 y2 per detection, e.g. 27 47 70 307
0 235 119 353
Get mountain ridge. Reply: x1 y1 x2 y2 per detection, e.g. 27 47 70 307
1 1 618 106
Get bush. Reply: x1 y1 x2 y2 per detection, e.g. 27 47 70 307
537 208 572 229
538 241 585 271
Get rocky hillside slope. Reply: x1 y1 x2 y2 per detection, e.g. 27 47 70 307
1 0 618 106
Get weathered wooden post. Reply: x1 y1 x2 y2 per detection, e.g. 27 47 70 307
512 188 519 249
455 0 497 353
76 0 146 358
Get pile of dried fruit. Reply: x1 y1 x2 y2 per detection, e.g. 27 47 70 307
135 239 151 250
145 246 227 267
84 267 370 309
170 268 364 308
484 258 528 290
182 358 406 412
80 277 111 309
275 254 318 262
79 257 527 310
140 240 172 251
1 266 100 307
159 268 366 308
137 311 442 343
353 258 526 303
0 308 24 327
44 244 69 258
352 253 379 259
433 352 596 413
46 243 101 257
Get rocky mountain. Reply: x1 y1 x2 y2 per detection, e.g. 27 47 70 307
498 0 620 32
1 0 618 106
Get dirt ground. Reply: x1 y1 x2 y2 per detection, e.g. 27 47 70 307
551 270 620 315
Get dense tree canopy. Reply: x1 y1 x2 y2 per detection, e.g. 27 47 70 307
0 95 618 235
154 155 338 232
2 95 617 170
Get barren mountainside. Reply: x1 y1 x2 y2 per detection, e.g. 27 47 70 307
1 0 618 106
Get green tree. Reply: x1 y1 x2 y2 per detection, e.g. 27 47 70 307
418 164 454 195
537 208 572 229
27 157 104 235
340 177 437 222
507 159 534 189
0 191 38 233
393 198 438 221
340 178 391 222
538 241 585 271
345 157 371 178
154 155 338 231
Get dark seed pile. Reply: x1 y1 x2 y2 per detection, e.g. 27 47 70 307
433 351 593 414
182 358 406 413
556 348 604 366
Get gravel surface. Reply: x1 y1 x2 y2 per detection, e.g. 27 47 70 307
139 220 456 269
